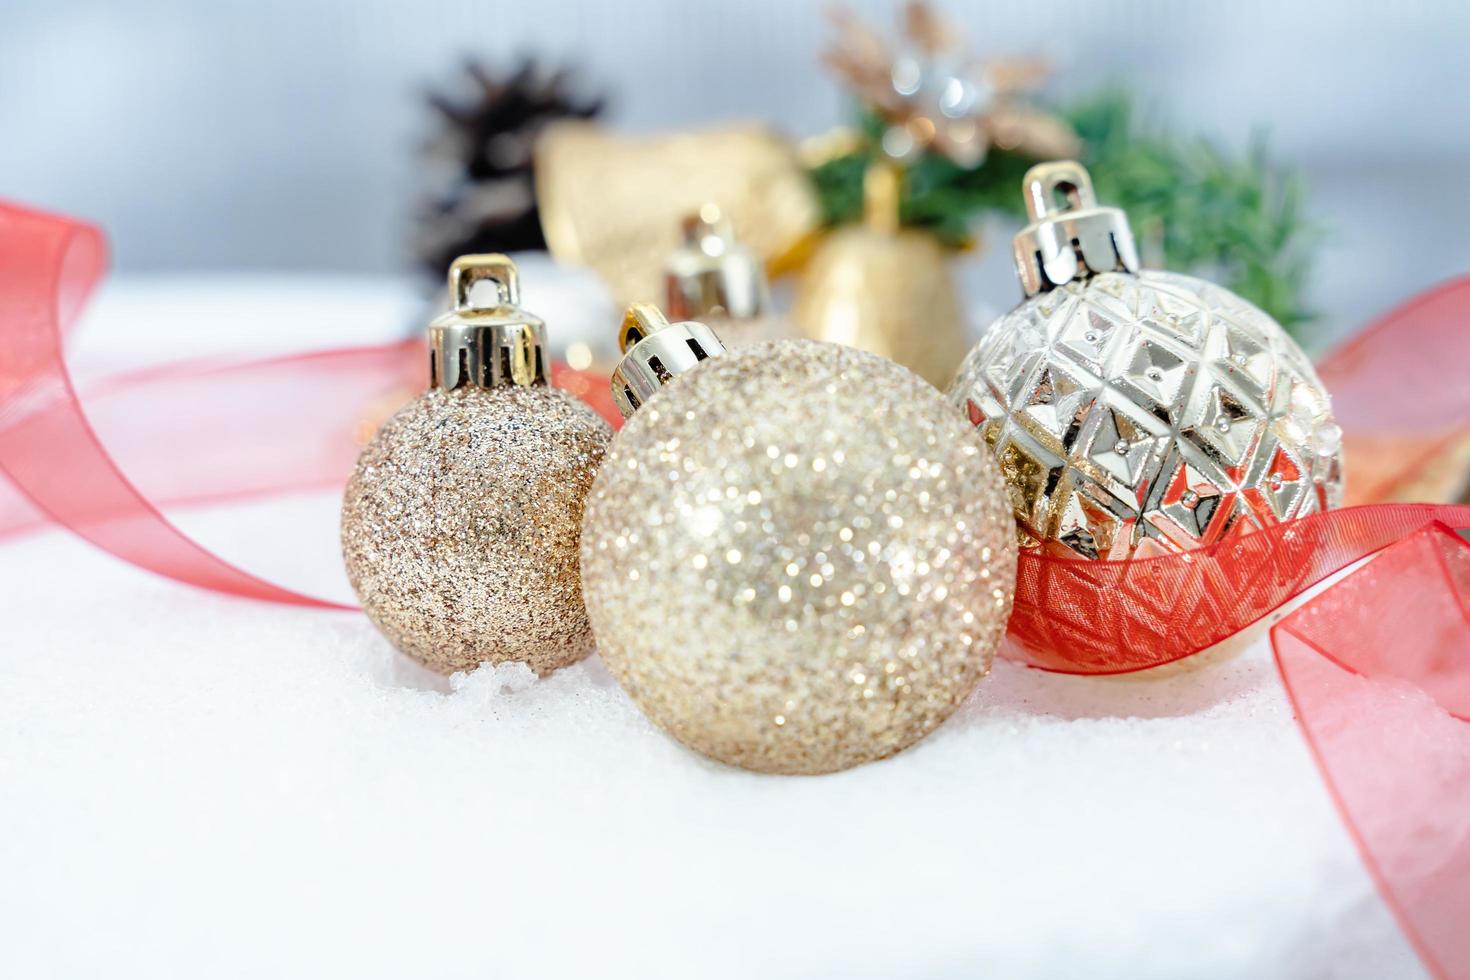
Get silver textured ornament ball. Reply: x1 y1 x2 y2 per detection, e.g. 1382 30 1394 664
948 162 1343 560
342 255 611 674
582 307 1018 775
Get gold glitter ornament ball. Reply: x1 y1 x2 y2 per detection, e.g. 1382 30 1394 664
342 256 611 675
582 308 1018 774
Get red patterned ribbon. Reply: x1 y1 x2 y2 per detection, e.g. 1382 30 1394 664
1 201 1466 977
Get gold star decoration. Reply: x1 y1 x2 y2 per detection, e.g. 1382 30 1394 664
822 1 1079 167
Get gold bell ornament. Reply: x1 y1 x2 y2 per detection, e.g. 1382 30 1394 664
341 255 612 674
791 161 969 389
663 204 793 348
581 304 1017 774
790 1 1082 389
948 161 1344 559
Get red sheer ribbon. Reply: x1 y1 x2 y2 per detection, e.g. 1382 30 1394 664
0 203 618 603
2 202 1467 977
1274 522 1470 980
0 203 347 607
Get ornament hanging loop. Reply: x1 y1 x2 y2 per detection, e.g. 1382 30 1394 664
429 254 548 391
619 303 668 353
1023 160 1098 220
450 253 521 311
1012 160 1139 298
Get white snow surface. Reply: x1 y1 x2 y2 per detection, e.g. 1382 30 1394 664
0 494 1423 979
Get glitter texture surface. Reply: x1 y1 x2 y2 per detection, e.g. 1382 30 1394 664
704 313 796 349
949 271 1344 559
581 339 1018 774
342 385 610 674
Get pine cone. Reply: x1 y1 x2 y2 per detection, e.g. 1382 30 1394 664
413 58 604 274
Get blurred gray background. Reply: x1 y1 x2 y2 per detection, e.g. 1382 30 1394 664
2 0 1468 343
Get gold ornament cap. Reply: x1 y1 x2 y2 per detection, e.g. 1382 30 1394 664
1012 160 1139 298
428 254 550 390
862 159 902 235
610 303 727 418
663 204 771 321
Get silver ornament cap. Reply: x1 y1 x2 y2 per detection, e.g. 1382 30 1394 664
664 204 771 322
1012 160 1140 298
609 303 728 418
428 254 550 390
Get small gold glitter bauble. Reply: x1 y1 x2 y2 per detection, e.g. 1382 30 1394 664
950 162 1343 559
583 308 1017 774
342 255 611 674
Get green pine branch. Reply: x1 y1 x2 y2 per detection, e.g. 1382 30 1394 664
807 90 1316 332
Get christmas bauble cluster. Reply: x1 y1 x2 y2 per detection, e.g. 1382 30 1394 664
342 160 1343 774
